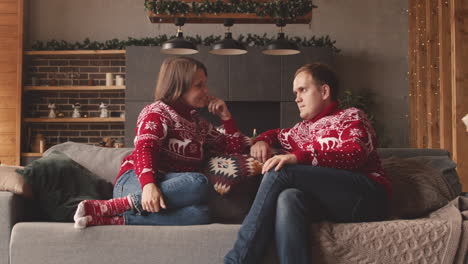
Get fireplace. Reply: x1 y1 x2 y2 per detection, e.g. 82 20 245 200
199 101 281 137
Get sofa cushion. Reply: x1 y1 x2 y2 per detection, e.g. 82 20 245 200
204 154 263 195
382 156 458 219
0 165 32 198
10 223 244 264
10 223 277 264
43 142 133 183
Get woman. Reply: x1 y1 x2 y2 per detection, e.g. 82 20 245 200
73 56 248 228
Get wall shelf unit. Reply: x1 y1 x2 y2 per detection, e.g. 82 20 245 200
21 153 43 157
24 86 126 91
24 118 125 123
24 50 126 56
21 49 127 165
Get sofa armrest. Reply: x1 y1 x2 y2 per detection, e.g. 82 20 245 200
0 191 27 264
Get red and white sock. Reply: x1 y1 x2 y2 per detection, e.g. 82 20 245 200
73 196 134 221
74 215 124 229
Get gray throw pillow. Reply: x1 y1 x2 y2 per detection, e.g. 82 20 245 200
382 156 458 219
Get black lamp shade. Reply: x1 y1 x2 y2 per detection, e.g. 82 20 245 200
209 32 247 55
262 33 300 56
161 32 198 55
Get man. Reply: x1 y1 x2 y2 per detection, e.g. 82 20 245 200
224 63 392 264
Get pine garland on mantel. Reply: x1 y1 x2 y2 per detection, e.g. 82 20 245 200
144 0 317 20
30 34 340 53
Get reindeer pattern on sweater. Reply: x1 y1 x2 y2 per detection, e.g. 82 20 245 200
116 100 248 188
254 105 392 197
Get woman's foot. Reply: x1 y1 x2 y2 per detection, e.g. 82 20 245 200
73 196 134 221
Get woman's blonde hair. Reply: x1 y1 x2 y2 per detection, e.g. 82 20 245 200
154 56 207 104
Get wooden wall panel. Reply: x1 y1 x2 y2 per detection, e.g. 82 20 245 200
438 0 453 154
0 73 18 93
0 25 18 36
450 0 468 191
415 1 428 148
0 3 18 14
408 0 418 148
409 0 468 191
0 0 22 165
426 0 440 149
0 14 18 26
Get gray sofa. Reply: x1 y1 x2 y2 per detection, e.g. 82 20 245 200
1 142 467 264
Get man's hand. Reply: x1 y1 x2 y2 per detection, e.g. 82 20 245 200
262 154 298 174
141 183 166 213
208 96 231 121
250 141 271 163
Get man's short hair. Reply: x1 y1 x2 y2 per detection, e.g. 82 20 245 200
294 63 339 101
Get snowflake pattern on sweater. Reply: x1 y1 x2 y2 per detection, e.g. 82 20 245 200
115 100 249 188
253 102 392 197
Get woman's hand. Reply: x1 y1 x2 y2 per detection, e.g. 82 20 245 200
208 96 231 121
250 141 271 163
141 183 166 213
262 154 298 174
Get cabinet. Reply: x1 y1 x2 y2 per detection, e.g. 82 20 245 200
126 46 229 101
22 50 126 161
229 47 282 101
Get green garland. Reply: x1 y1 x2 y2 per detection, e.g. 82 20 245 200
30 35 340 53
144 0 317 20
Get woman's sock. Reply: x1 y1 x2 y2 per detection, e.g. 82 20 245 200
74 215 124 229
73 196 134 221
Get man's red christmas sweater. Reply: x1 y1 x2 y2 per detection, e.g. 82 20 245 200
253 101 392 197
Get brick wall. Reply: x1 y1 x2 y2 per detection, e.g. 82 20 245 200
23 54 126 151
26 54 125 86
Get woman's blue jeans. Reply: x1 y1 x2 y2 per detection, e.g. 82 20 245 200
113 169 211 225
224 165 389 264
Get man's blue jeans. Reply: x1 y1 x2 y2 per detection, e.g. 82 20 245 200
113 169 211 225
224 165 389 264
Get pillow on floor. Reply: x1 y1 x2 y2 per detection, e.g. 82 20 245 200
0 165 33 198
204 154 263 195
381 156 457 219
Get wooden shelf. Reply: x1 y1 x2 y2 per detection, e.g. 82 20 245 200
24 117 125 123
24 86 126 91
24 50 126 56
148 12 312 24
21 153 43 157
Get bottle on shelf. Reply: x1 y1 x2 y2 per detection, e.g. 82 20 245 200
31 133 46 153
